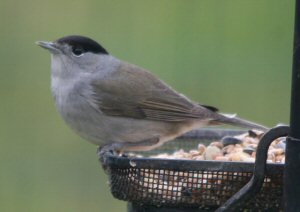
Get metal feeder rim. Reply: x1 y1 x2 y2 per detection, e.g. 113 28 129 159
104 153 284 173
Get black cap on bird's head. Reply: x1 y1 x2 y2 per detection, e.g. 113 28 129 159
56 35 109 55
37 35 109 56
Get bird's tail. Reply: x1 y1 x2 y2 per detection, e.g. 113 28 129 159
213 113 269 132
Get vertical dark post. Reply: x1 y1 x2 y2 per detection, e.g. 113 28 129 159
284 0 300 210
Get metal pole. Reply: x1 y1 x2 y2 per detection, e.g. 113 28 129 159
284 0 300 210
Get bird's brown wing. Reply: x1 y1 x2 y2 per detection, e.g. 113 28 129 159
91 62 217 122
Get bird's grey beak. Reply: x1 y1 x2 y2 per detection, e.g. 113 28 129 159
36 41 60 53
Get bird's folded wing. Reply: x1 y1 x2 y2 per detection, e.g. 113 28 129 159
91 63 217 122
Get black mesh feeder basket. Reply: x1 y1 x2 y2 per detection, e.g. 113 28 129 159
98 126 289 211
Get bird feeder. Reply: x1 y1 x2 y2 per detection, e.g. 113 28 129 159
100 127 288 211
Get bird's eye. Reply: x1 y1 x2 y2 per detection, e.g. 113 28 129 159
72 47 84 56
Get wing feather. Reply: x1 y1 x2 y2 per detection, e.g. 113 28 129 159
91 62 217 122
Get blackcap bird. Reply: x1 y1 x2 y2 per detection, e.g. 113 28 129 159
36 35 268 152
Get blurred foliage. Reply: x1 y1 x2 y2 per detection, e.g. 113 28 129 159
0 0 294 211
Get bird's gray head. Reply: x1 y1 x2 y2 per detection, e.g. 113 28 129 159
36 35 110 77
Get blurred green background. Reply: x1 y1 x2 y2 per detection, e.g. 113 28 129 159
0 0 294 211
